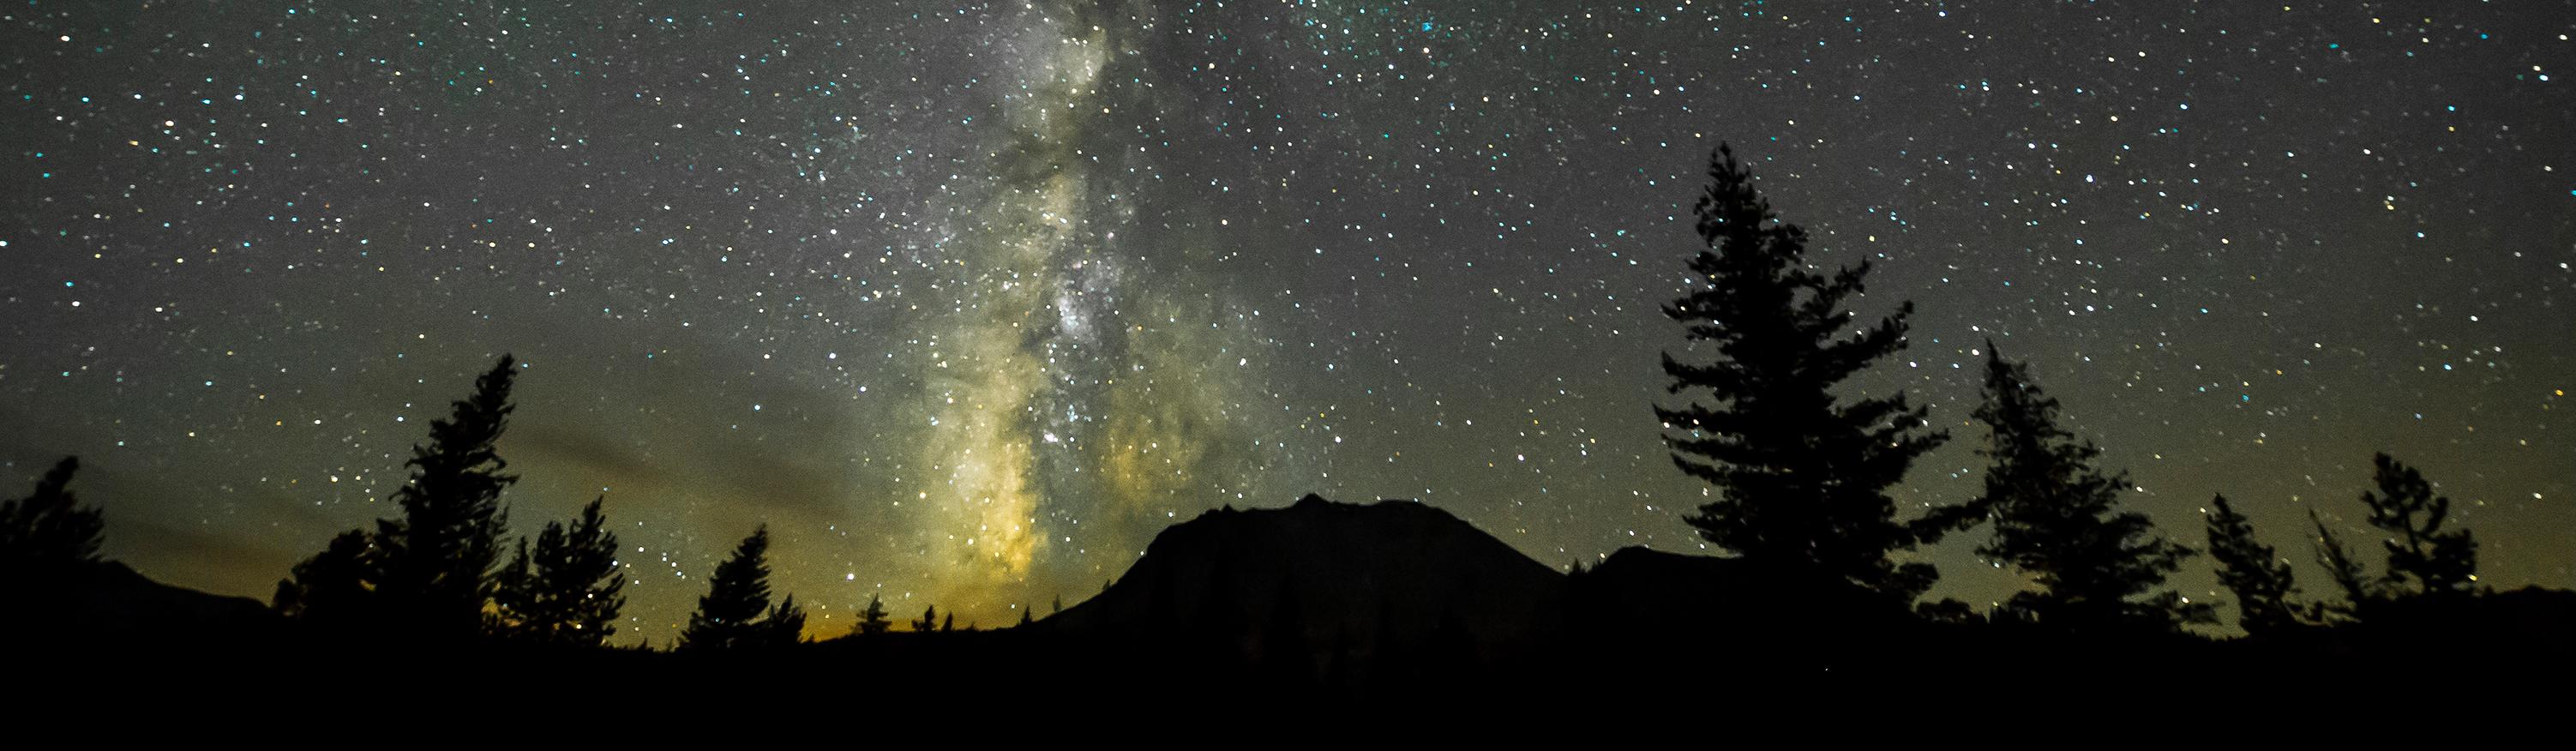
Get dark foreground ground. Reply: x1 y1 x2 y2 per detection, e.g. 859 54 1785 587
17 586 2570 718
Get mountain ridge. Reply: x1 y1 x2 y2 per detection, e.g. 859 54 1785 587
1038 494 1570 666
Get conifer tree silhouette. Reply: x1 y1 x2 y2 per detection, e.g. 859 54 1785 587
2309 508 2372 616
273 530 376 625
493 538 535 627
2301 454 2484 624
2203 494 2299 635
0 456 102 569
2358 454 2478 598
1970 345 2210 632
766 594 806 646
372 355 520 640
1655 143 1955 599
914 604 938 633
490 496 626 646
941 611 955 633
850 592 892 636
273 355 521 636
1019 606 1034 627
680 525 797 651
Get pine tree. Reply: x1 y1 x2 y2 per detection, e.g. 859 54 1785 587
490 496 626 646
680 526 795 651
913 604 938 632
2309 508 2372 611
0 456 103 568
1018 606 1035 628
941 611 955 633
2203 494 2298 636
491 538 537 632
850 592 892 636
274 530 377 626
2358 454 2478 598
766 594 806 646
371 355 520 640
1971 345 2210 633
1654 143 1955 599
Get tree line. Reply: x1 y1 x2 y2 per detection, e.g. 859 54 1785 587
1658 142 2485 636
253 355 980 651
1 138 2512 652
2 353 1148 653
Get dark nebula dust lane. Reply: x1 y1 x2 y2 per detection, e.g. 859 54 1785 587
4 1 2570 643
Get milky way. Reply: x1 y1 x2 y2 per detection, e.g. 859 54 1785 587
4 2 2570 642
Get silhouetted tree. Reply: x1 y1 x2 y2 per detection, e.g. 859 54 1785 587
2358 454 2478 598
489 496 626 646
2204 494 2299 635
914 604 938 632
271 355 523 637
941 612 955 633
2300 455 2485 624
1654 143 1955 599
0 456 102 568
274 530 376 625
371 355 520 640
1019 607 1034 627
493 538 535 625
766 594 806 646
2309 508 2372 618
1052 594 1063 615
679 526 797 651
1971 345 2210 633
850 593 892 636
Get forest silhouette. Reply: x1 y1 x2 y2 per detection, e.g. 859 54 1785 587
5 143 2567 705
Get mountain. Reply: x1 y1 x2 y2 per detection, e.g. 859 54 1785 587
3 561 277 644
1037 494 1569 675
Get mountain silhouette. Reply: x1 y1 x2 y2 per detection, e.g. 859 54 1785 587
6 559 280 687
1036 494 1567 682
11 561 277 641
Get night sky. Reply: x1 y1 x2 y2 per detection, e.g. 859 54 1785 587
5 1 2570 644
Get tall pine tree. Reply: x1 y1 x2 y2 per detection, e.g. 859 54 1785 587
273 355 520 637
2203 494 2299 636
679 526 800 651
371 355 520 640
1656 143 1955 599
2357 453 2478 598
2309 508 2372 614
1971 345 2210 633
490 496 626 646
2302 454 2484 623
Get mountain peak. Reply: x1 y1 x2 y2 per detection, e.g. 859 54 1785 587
1044 494 1566 669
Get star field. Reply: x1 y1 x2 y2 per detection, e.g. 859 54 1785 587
4 1 2570 643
